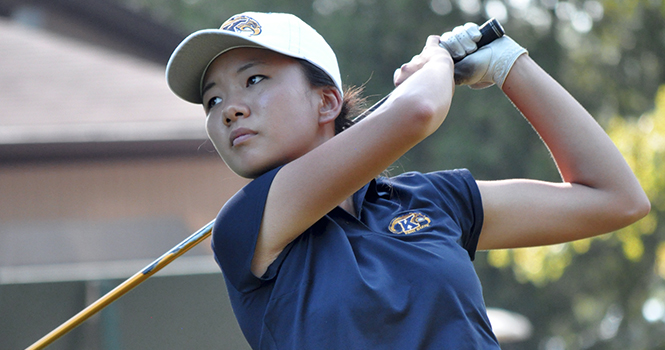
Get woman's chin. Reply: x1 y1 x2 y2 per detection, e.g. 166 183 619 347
226 161 273 179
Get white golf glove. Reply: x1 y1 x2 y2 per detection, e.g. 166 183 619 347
439 23 528 89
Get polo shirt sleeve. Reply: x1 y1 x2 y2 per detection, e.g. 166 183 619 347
211 166 287 293
425 169 484 260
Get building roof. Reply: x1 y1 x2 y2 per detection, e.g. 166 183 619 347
0 14 234 281
0 18 206 158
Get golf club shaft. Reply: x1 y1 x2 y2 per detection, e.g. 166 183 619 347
25 220 215 350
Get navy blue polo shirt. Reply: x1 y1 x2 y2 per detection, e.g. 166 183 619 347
212 167 499 349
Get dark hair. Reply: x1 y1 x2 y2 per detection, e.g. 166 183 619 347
297 59 366 134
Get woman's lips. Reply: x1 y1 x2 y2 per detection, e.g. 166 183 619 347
230 128 257 147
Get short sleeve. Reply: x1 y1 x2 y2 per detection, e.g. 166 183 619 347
211 166 282 293
424 169 484 260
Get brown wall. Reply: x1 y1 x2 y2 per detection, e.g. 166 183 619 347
0 155 254 349
0 155 249 266
0 156 248 232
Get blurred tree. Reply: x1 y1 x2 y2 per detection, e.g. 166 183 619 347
116 0 665 348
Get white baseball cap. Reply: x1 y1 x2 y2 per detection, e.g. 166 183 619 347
166 12 343 104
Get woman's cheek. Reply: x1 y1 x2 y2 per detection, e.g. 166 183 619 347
204 126 227 158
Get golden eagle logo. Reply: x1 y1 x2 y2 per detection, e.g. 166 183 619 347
221 15 262 36
388 212 431 234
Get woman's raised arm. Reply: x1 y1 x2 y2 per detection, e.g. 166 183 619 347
476 54 650 250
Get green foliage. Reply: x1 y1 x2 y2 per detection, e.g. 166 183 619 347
608 85 665 263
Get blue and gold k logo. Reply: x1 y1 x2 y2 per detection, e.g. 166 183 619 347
388 212 431 234
221 15 262 36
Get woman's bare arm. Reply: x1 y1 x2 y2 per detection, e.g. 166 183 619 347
477 55 650 250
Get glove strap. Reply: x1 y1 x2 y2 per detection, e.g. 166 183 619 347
494 43 528 89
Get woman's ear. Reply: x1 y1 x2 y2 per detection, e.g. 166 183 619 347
318 86 343 125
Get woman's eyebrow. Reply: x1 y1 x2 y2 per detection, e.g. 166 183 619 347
202 82 216 96
202 60 267 97
237 60 265 74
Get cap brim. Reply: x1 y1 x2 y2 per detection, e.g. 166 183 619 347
166 30 265 104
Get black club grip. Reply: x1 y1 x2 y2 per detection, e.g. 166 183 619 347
476 18 505 48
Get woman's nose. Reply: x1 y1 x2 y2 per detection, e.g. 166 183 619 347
222 100 250 126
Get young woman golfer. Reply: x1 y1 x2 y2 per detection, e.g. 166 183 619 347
166 11 650 349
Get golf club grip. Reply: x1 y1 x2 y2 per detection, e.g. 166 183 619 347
475 18 504 52
353 18 504 122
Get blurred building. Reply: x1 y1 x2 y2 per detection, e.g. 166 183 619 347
0 0 250 348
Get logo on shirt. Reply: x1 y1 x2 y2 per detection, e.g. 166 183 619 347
221 15 262 36
388 212 431 234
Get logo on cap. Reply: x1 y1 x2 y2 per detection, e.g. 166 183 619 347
221 15 262 36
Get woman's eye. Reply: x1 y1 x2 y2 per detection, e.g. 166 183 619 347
207 97 222 110
247 75 265 86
